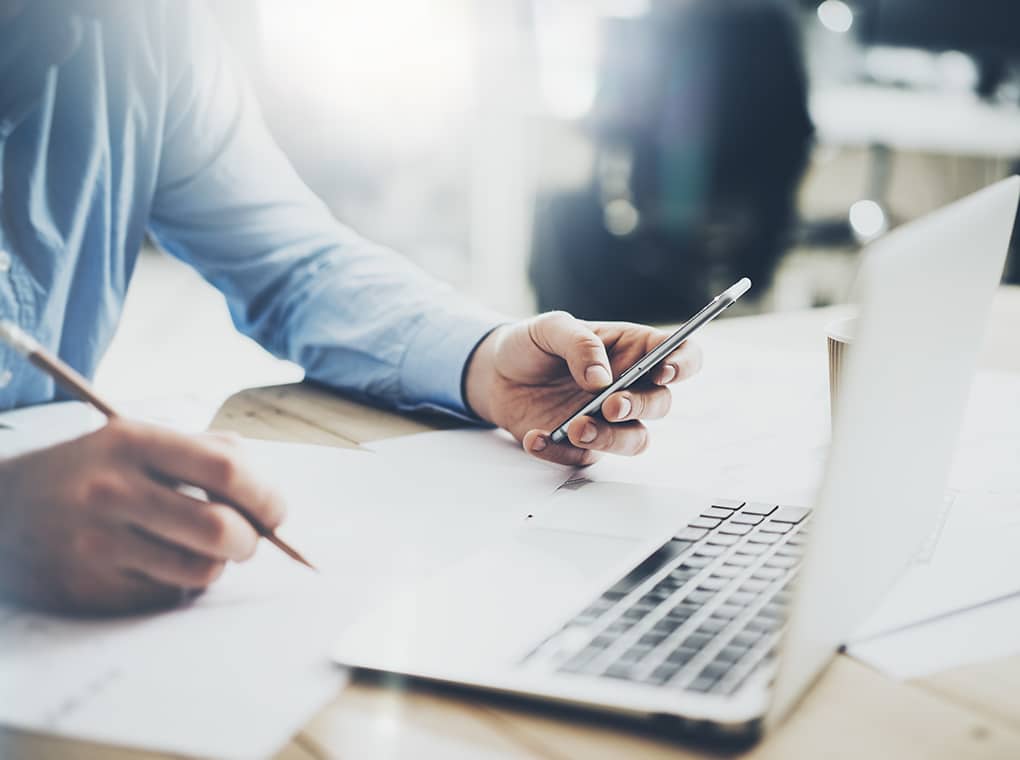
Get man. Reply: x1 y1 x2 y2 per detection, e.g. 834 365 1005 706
0 1 702 616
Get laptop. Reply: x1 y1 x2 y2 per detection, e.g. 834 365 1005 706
331 176 1020 742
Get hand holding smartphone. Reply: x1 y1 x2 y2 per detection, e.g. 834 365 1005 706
549 278 752 444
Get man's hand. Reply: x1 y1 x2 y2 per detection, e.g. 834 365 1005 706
464 312 703 466
0 418 285 616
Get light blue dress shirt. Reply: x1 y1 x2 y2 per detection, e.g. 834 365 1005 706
0 1 499 417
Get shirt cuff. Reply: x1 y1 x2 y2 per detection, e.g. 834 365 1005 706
399 308 505 422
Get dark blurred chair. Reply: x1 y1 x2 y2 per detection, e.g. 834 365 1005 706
529 0 813 321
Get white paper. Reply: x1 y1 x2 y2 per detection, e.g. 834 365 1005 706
849 593 1020 679
853 490 1020 638
0 427 572 759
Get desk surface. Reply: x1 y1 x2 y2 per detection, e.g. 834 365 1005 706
10 289 1020 760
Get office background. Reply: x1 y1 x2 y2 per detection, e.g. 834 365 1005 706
98 0 1020 400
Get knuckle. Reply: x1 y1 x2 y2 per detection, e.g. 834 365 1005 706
200 509 233 550
183 556 224 588
206 450 239 488
78 473 126 508
632 431 651 456
71 527 109 559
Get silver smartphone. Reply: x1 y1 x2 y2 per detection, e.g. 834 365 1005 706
549 277 752 444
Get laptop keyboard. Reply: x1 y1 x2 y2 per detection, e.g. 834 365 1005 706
524 499 809 696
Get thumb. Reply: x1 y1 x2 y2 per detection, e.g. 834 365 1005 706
528 312 613 392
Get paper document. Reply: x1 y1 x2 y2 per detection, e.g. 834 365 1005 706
0 410 572 759
849 593 1020 680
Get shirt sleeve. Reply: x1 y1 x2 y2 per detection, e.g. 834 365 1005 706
146 2 503 420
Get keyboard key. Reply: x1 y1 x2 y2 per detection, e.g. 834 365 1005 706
727 591 757 606
752 566 786 581
647 664 681 685
654 618 681 634
605 663 637 680
716 645 747 663
759 602 785 621
730 514 764 526
747 532 781 544
688 675 718 692
712 564 742 579
697 576 730 591
731 630 761 648
689 516 722 530
674 527 708 542
640 631 668 646
775 545 803 558
719 523 753 536
765 555 799 569
771 506 812 524
618 646 651 665
725 553 755 566
739 579 770 593
698 617 727 634
712 499 745 510
734 542 768 556
682 632 712 651
706 533 740 546
560 648 600 673
700 661 731 680
667 646 698 665
759 521 792 534
787 534 807 547
712 604 743 620
693 544 727 557
701 507 733 520
682 555 714 569
742 502 778 516
685 590 716 605
746 617 779 634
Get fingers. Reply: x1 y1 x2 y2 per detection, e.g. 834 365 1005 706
108 420 286 531
601 386 672 423
565 416 650 456
522 429 601 467
522 416 650 464
528 312 613 392
117 477 260 562
114 528 227 590
650 339 703 386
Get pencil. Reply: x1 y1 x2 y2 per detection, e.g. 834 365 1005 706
0 319 317 572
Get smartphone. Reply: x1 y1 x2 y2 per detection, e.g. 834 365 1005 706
549 277 752 444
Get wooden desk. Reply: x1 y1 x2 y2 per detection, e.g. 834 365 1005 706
8 289 1019 759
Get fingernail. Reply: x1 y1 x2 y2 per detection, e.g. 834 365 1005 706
579 422 597 444
585 365 612 388
531 435 548 452
615 396 632 420
661 364 677 384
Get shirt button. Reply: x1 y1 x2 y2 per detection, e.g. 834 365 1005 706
0 369 12 388
0 250 10 273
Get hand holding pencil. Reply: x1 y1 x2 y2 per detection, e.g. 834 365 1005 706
0 320 313 616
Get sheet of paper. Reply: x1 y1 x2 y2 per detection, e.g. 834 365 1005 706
849 593 1020 680
0 425 573 759
853 489 1020 638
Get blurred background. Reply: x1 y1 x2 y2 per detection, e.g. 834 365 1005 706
99 0 1020 402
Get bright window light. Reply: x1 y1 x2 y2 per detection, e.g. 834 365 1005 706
817 0 854 34
849 199 887 241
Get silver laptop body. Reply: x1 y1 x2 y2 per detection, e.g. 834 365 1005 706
332 177 1020 742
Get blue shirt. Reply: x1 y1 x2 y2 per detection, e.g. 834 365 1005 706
0 2 499 417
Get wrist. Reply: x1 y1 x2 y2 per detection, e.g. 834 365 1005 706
463 325 507 426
